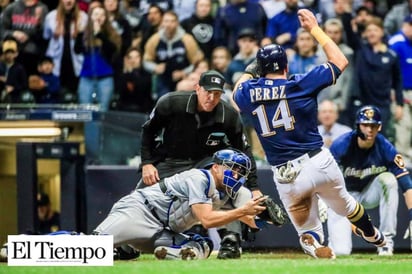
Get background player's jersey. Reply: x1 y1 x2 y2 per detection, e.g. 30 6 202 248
234 63 338 165
330 131 409 192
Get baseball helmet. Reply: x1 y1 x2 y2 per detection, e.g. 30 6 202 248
355 105 382 125
212 149 252 199
256 44 288 76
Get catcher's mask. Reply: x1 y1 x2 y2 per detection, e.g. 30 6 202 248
212 149 251 199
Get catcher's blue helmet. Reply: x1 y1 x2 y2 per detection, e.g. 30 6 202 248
212 149 251 198
256 44 288 76
355 105 382 125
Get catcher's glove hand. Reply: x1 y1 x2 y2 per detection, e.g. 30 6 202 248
257 196 290 227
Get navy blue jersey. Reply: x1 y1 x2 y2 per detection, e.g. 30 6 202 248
330 131 409 192
234 63 339 165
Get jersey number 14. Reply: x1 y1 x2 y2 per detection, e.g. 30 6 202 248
252 99 296 137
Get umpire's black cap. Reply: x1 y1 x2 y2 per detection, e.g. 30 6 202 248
199 70 225 92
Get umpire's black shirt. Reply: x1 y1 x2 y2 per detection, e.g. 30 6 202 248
141 91 258 190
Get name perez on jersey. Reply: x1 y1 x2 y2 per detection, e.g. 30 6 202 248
343 165 387 180
249 84 286 103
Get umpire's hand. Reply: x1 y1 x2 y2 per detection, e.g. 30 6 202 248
142 164 160 185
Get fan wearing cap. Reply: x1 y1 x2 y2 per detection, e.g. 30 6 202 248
0 38 28 103
135 69 273 259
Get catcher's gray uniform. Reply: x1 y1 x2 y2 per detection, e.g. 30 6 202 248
94 168 252 255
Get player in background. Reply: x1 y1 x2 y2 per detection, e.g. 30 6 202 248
232 8 386 259
93 149 267 260
327 105 412 255
317 99 351 148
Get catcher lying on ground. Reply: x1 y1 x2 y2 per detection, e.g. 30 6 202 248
91 149 289 260
0 150 289 262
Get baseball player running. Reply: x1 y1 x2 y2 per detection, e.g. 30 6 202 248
327 105 412 255
232 8 386 258
93 149 267 260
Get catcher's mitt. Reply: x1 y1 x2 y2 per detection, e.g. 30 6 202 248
258 196 290 227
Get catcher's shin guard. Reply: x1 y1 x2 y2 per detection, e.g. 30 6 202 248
154 233 213 260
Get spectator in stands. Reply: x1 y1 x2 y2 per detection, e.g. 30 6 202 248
193 59 210 75
78 0 91 12
143 10 204 99
138 0 172 15
28 56 61 104
342 12 403 140
0 0 12 14
37 193 60 234
43 0 88 104
74 5 121 111
262 0 299 51
181 0 216 60
321 18 354 124
226 28 259 87
226 28 265 163
288 27 326 75
136 4 164 52
104 0 133 105
389 14 412 165
0 37 28 104
259 0 285 20
214 0 267 55
116 47 153 113
384 0 412 35
42 0 58 11
317 100 352 148
118 0 142 35
175 59 209 92
351 5 374 37
1 0 49 75
173 0 195 21
210 46 231 83
175 71 201 91
104 0 132 57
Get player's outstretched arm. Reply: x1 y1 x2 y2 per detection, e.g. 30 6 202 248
191 196 266 229
298 9 348 72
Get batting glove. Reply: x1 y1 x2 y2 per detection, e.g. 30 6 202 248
275 161 299 184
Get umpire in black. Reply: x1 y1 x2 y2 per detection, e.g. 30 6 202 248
137 70 261 259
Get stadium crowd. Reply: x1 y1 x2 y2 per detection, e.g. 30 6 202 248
0 0 411 158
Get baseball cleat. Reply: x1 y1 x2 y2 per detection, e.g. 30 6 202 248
352 226 386 247
154 246 198 260
217 233 241 259
299 233 336 259
377 237 393 256
113 245 140 260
